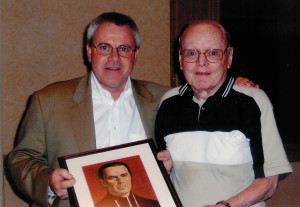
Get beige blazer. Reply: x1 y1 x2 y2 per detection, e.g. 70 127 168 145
7 73 169 207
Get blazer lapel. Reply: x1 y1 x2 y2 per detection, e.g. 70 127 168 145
131 79 158 139
70 73 96 152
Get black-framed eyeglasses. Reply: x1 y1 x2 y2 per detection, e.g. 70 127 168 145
92 43 136 58
180 46 230 63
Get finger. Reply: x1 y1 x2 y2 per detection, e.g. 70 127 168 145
236 77 249 85
236 80 245 86
61 194 69 200
157 151 164 160
157 150 170 161
235 76 243 82
54 179 75 199
239 80 248 86
245 81 255 87
61 178 76 189
58 169 74 180
56 188 69 199
50 169 76 194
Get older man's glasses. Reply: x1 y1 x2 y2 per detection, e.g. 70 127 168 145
180 47 230 63
92 43 136 58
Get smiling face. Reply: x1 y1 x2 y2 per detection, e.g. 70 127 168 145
86 22 138 98
100 165 132 197
179 23 233 100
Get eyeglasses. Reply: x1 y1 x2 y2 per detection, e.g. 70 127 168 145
180 47 230 63
92 43 136 58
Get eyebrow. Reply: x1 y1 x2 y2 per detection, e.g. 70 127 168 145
106 172 129 179
95 42 110 47
96 42 132 48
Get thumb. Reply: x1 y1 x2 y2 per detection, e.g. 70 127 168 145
157 150 171 161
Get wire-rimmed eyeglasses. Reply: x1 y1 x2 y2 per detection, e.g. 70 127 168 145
92 43 136 58
180 46 230 63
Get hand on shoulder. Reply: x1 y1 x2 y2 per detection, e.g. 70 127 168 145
236 77 259 88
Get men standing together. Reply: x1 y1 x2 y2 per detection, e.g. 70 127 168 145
7 11 272 207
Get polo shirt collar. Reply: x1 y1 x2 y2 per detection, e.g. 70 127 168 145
180 75 236 100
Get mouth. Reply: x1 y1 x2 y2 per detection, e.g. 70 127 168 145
105 61 122 71
105 67 121 71
117 186 128 190
195 72 210 76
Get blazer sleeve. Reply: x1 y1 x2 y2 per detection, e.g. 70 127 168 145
7 92 53 207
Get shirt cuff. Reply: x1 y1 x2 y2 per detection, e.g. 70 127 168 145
48 186 57 205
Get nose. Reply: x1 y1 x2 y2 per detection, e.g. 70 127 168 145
116 176 124 183
196 53 209 66
108 48 121 61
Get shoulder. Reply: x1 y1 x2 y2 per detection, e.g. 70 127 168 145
233 85 269 100
34 74 88 101
37 76 84 96
95 196 115 207
132 79 170 92
159 86 182 105
232 85 273 112
131 79 170 102
134 194 160 206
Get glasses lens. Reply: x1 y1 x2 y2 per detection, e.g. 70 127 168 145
182 50 199 63
96 44 112 56
205 49 223 63
117 46 133 58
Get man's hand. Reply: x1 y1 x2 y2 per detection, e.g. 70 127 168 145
236 77 260 88
157 150 173 174
49 168 76 199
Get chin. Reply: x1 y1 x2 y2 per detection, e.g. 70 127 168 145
193 82 208 90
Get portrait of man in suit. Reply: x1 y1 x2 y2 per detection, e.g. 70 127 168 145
95 162 160 207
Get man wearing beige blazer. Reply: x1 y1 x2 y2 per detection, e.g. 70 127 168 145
7 12 169 207
8 74 168 207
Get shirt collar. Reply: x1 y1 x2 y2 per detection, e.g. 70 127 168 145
180 76 236 100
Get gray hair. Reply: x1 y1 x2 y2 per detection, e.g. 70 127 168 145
86 12 140 49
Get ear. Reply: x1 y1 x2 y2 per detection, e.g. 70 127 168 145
133 49 139 66
99 179 107 188
86 44 92 63
179 49 183 70
226 47 234 69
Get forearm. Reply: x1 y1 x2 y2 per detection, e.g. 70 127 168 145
7 149 53 206
225 175 278 207
6 92 54 205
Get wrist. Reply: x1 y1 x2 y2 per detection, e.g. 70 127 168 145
48 186 57 205
216 200 231 207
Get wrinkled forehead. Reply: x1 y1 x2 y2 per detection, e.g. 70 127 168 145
180 23 228 47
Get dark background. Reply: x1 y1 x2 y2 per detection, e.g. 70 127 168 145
220 0 300 144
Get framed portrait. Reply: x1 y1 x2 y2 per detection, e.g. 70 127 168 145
58 139 182 207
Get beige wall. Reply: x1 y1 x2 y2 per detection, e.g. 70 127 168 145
0 0 170 206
